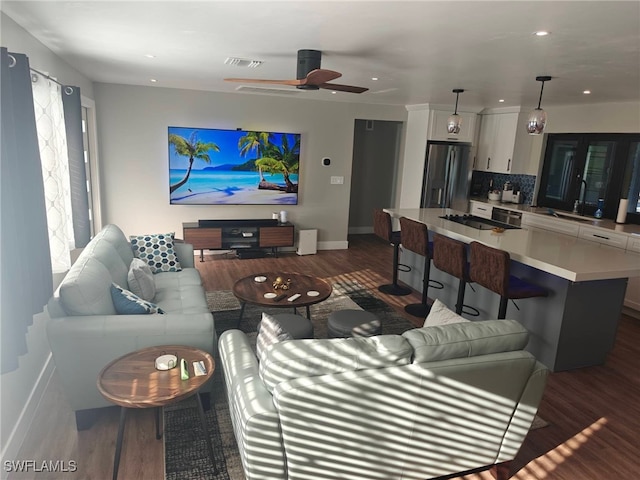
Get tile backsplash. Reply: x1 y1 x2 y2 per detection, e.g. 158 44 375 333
471 171 537 205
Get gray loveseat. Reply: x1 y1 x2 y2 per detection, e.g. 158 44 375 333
46 224 216 430
219 319 548 480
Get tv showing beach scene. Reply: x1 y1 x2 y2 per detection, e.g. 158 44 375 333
168 126 300 205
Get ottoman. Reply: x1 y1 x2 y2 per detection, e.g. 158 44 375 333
327 310 382 338
273 313 314 339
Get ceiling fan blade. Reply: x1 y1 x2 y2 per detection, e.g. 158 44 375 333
305 69 342 85
319 83 369 94
224 77 305 86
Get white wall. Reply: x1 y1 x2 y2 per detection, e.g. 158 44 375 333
0 12 95 462
93 83 406 248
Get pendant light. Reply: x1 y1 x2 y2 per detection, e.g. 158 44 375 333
526 76 552 135
447 89 464 134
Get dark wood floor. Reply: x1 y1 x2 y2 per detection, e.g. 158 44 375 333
11 234 640 479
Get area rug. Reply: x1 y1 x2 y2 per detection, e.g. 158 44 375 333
164 280 549 479
205 278 417 339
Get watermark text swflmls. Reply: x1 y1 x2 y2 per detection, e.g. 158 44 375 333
3 460 78 473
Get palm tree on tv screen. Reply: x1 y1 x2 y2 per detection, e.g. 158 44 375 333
168 131 220 193
239 131 300 192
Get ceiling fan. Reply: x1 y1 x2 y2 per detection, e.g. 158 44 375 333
224 49 368 94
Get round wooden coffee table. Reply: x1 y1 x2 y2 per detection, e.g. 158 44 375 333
97 345 217 480
233 272 332 321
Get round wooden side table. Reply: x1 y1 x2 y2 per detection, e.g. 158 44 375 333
97 345 217 480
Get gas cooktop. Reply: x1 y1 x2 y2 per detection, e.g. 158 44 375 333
439 214 521 230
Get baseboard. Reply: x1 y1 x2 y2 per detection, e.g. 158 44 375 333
1 353 54 464
318 240 348 250
622 305 640 320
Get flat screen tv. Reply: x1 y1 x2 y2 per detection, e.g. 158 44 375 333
168 126 300 205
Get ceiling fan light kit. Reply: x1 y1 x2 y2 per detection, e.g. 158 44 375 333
447 88 464 134
526 75 552 135
224 49 368 94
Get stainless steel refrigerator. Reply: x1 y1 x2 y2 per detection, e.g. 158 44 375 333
420 141 472 211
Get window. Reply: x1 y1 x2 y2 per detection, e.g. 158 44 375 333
537 133 640 223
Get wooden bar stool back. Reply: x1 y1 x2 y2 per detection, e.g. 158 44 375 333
432 234 478 316
373 209 411 296
469 241 548 319
399 217 443 317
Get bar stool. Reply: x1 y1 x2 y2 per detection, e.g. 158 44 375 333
398 216 444 317
373 209 411 296
469 241 548 319
432 234 479 316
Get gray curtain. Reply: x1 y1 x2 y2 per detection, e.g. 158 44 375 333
62 85 91 248
1 48 53 373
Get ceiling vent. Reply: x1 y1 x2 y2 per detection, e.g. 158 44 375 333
224 57 262 68
235 85 301 95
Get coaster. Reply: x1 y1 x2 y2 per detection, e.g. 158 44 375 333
263 292 277 299
307 290 320 297
254 276 267 283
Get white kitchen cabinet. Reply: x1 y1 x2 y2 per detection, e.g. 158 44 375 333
470 201 493 219
578 225 629 250
521 213 580 237
428 109 477 144
626 235 640 254
475 107 533 174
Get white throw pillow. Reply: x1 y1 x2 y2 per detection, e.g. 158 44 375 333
127 258 156 301
423 299 470 327
256 312 293 363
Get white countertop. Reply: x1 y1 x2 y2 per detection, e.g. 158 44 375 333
470 197 640 236
385 207 640 282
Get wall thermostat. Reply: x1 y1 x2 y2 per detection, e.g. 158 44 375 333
322 157 331 166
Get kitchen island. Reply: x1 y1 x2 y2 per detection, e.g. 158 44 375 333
385 208 640 372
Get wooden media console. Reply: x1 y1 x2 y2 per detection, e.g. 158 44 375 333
183 219 295 261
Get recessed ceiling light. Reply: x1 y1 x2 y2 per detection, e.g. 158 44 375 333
499 99 505 103
371 77 378 81
144 54 156 59
583 90 591 95
150 78 157 83
331 91 337 94
534 30 550 36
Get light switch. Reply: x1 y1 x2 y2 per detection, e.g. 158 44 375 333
330 176 344 185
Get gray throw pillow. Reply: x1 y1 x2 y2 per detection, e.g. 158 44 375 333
127 258 156 301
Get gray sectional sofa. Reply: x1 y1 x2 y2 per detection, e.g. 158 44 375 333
219 319 548 480
46 224 216 429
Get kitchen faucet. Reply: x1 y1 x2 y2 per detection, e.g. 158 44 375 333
578 179 588 216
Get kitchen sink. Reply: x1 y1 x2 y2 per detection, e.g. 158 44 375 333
550 212 595 223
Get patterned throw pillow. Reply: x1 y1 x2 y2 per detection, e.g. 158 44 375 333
256 312 293 363
129 233 182 273
110 283 165 314
127 258 156 301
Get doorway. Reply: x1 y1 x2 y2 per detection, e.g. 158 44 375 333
348 119 403 234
